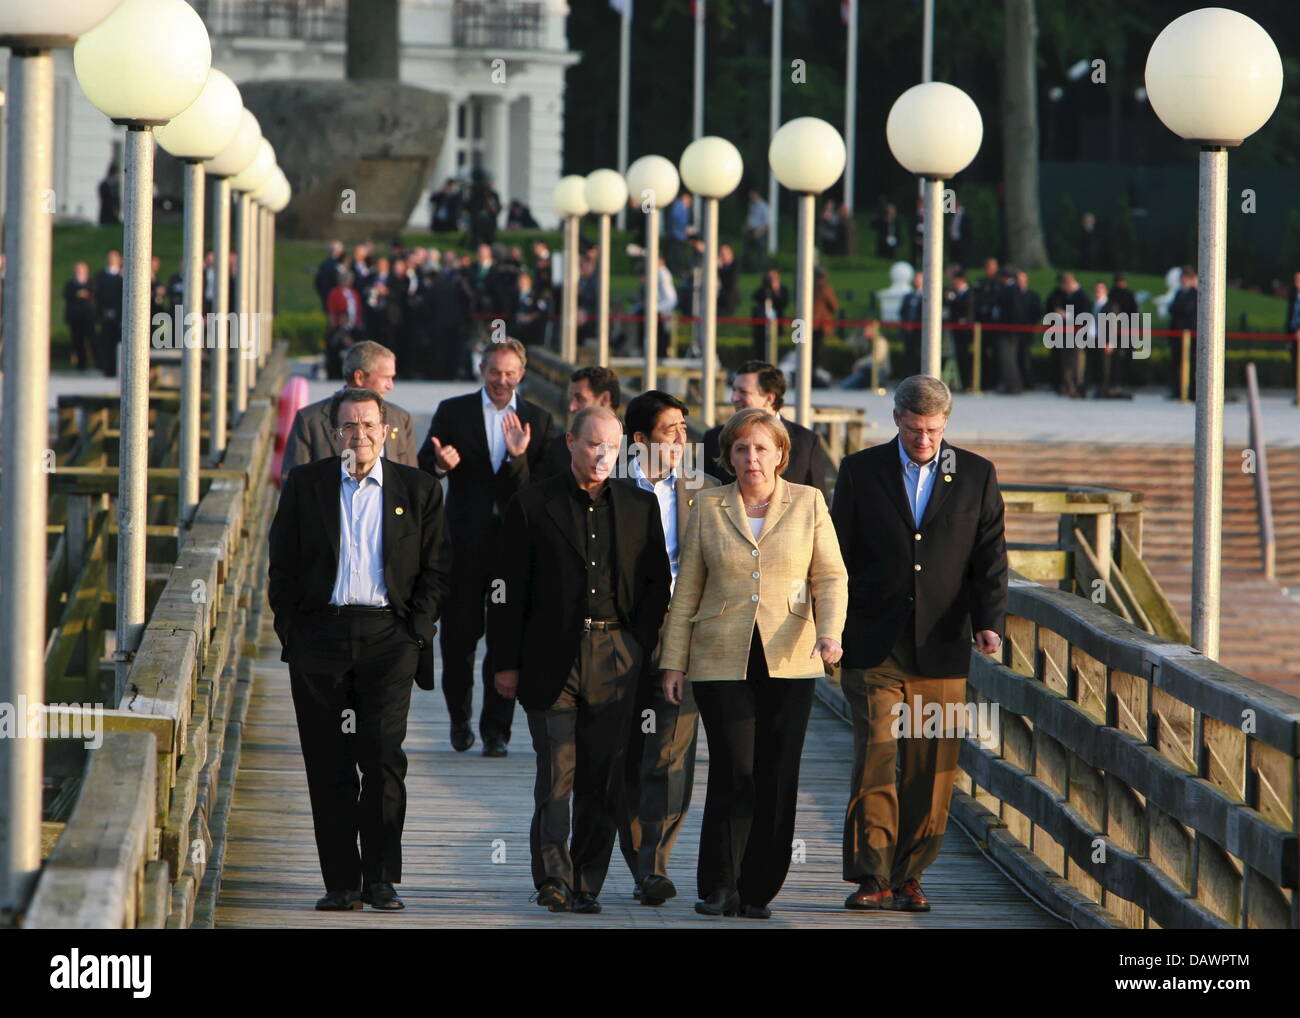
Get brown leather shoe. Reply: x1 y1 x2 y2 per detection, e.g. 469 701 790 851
844 876 893 910
892 878 931 912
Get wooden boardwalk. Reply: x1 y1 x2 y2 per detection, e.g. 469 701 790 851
215 602 1066 929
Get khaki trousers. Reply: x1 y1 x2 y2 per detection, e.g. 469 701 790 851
840 648 967 887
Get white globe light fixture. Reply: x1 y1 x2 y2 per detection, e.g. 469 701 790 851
553 175 589 362
1145 8 1283 661
885 82 983 381
679 137 744 427
156 68 242 162
73 0 214 707
0 0 125 920
229 137 276 194
73 0 211 125
157 69 243 528
769 118 847 426
205 108 261 179
584 169 628 366
625 155 681 389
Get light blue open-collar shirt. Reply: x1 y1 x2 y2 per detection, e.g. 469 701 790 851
631 454 680 591
898 436 940 528
330 456 389 606
481 386 518 473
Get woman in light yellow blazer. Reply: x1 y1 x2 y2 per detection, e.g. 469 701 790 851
661 408 847 918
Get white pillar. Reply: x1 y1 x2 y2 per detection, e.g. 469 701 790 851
495 95 511 216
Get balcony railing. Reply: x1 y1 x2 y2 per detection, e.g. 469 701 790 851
189 0 346 42
452 0 543 50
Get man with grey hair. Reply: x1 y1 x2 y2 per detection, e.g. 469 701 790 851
830 374 1007 914
419 337 555 756
281 341 418 480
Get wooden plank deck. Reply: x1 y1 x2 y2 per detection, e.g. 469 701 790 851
215 603 1066 929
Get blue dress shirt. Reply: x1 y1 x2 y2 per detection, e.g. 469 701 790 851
898 437 939 528
330 456 389 606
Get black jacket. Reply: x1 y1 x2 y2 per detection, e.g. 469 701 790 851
488 473 672 711
268 456 449 687
701 417 831 500
416 390 555 547
831 437 1007 677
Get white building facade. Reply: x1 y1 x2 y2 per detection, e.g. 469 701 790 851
0 0 578 232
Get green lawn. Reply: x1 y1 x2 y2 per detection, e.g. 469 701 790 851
48 221 1290 379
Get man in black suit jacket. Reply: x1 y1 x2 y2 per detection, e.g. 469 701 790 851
268 389 448 912
536 365 622 483
417 338 555 756
831 375 1007 914
1167 267 1198 400
700 360 831 498
489 406 672 914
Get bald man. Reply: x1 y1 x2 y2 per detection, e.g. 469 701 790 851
489 406 671 915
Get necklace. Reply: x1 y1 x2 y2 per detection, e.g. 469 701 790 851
743 499 771 510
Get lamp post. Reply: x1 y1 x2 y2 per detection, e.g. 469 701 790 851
552 175 588 363
625 155 680 391
74 0 212 701
0 0 123 928
226 137 275 416
1145 9 1282 660
885 82 983 380
768 118 846 427
584 169 628 367
204 108 262 463
155 68 242 530
679 137 743 428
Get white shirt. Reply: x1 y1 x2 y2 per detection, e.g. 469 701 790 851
632 456 680 591
330 456 388 606
748 515 765 540
481 386 518 473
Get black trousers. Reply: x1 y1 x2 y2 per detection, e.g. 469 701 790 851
69 320 95 370
287 610 419 892
526 627 643 895
439 541 516 741
691 627 815 908
617 668 700 884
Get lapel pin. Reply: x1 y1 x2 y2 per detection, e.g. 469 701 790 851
395 506 404 516
688 498 695 507
944 474 952 482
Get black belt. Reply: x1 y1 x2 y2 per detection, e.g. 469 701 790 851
582 618 622 630
319 605 394 616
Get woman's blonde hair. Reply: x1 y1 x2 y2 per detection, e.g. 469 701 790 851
717 407 791 476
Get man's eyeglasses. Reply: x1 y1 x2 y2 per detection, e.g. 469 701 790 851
900 425 945 441
335 421 386 438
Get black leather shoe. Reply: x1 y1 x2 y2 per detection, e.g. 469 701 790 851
694 888 739 916
450 723 475 752
535 879 571 913
315 890 362 911
361 882 405 910
640 874 677 906
740 904 772 919
482 738 508 757
572 891 602 914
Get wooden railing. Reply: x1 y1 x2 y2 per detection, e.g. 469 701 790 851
954 574 1300 929
25 348 288 928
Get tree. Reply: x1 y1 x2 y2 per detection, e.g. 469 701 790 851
1001 0 1049 268
347 0 399 81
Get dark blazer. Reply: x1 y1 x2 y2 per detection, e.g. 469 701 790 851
535 431 572 484
416 389 555 544
488 473 672 712
702 416 831 500
280 393 418 481
831 437 1007 677
267 456 449 688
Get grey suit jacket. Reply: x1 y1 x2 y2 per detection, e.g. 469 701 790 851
281 393 418 480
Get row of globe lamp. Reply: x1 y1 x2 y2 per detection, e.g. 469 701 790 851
0 0 127 924
552 120 848 430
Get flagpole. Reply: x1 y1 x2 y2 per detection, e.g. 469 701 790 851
844 0 857 224
616 0 632 230
767 0 781 256
693 0 705 229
